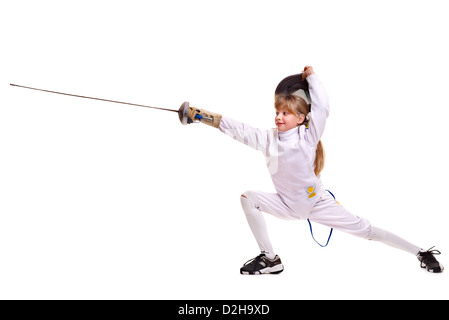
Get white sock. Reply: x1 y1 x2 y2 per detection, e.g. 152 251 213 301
263 252 276 260
368 226 421 255
241 195 276 256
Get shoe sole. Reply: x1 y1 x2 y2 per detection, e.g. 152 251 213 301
421 262 444 273
240 264 284 275
426 265 444 273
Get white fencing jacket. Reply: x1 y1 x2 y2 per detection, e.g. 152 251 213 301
219 74 330 218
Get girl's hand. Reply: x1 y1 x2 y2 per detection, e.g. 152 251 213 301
302 66 314 80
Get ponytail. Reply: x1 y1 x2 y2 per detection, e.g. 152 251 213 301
314 140 325 176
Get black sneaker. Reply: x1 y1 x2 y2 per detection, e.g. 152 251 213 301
240 254 284 275
417 247 444 273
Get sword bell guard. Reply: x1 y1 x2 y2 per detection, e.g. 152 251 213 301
178 101 190 125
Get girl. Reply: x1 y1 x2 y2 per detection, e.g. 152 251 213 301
188 66 443 274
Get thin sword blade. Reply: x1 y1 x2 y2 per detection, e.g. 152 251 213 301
10 84 178 113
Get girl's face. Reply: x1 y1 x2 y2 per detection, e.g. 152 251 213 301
275 107 305 132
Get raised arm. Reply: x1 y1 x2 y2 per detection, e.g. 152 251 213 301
303 66 330 144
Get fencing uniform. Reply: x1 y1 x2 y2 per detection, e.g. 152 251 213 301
218 74 421 257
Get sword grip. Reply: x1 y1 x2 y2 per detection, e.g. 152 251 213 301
188 107 222 128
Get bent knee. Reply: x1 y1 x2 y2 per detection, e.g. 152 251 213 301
241 191 256 201
241 191 260 208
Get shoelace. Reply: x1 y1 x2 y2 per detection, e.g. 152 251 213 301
419 246 441 267
243 254 266 271
243 254 264 266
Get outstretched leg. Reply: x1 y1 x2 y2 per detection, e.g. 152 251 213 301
367 226 420 255
308 192 443 272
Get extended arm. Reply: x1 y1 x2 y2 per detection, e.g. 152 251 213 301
184 104 271 154
219 117 271 154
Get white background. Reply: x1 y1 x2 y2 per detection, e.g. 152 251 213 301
2 0 448 299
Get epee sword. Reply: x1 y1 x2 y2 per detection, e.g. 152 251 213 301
9 83 196 125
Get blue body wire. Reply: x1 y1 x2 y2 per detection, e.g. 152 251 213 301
307 190 335 247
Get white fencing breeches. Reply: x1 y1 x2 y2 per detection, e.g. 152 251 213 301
241 190 421 256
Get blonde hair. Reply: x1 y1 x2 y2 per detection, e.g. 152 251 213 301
275 94 325 176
